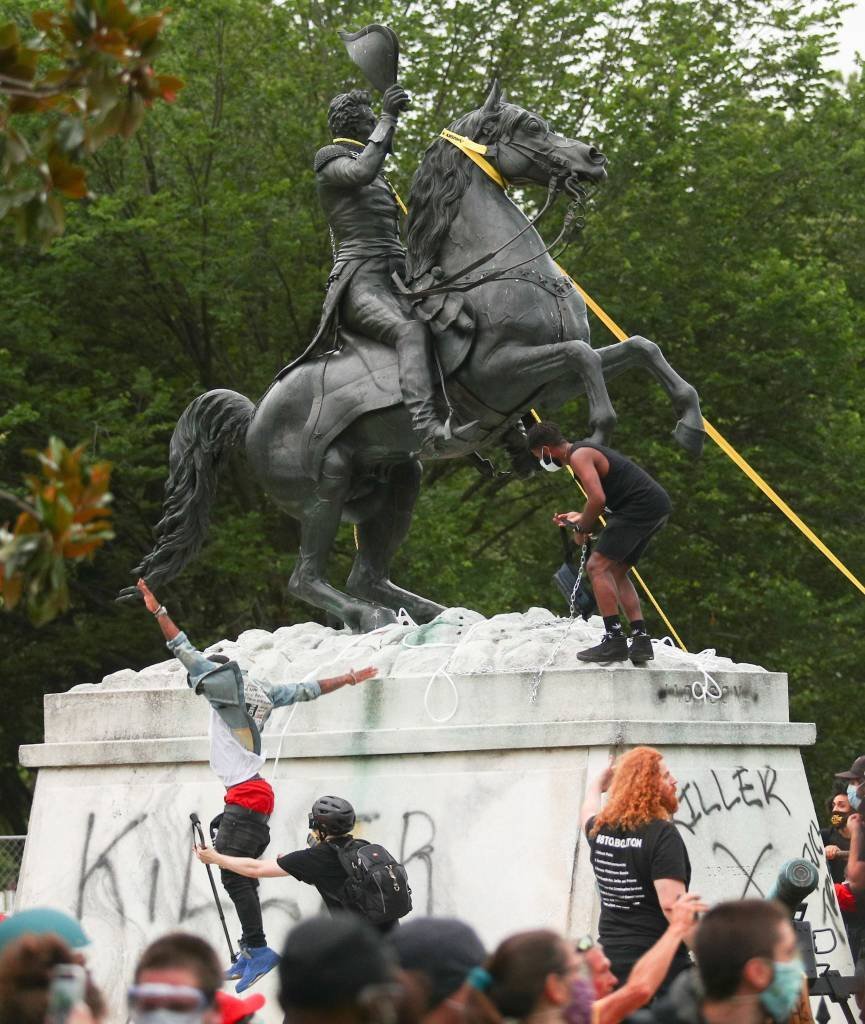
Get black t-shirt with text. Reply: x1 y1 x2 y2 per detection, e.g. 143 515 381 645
585 816 691 965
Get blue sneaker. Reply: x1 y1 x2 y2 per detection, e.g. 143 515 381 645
224 946 249 981
235 945 280 993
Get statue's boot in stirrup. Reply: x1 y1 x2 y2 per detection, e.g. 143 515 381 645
395 327 478 454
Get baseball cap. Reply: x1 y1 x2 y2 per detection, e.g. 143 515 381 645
835 756 865 780
0 907 90 954
278 916 396 1011
216 989 266 1024
390 917 486 1009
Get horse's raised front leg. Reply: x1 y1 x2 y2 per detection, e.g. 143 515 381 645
287 443 397 633
596 337 706 455
481 340 618 443
346 459 445 624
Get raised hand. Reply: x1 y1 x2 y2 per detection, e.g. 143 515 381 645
136 577 161 613
670 892 708 933
382 84 411 117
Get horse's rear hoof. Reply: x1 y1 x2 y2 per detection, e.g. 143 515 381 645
358 605 398 633
672 419 706 456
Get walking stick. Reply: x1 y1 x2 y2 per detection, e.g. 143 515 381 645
190 812 236 961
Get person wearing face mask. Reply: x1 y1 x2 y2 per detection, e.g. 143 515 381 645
821 789 854 883
128 932 225 1024
820 789 865 956
137 578 379 992
627 900 806 1024
834 756 865 817
462 928 596 1024
525 421 671 664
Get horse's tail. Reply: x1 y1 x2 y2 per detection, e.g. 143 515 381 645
133 389 254 588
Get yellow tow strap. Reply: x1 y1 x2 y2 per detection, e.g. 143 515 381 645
566 279 865 599
439 129 508 189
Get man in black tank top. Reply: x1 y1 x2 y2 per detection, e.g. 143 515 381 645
527 421 671 664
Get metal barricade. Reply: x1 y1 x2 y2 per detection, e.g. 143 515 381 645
0 835 26 913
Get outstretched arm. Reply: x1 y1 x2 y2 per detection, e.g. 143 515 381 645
196 846 287 878
137 578 217 682
268 665 379 709
594 893 707 1024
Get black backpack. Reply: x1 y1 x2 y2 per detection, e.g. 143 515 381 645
335 839 412 924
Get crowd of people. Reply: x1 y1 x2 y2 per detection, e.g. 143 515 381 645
2 744 864 1024
2 420 861 1022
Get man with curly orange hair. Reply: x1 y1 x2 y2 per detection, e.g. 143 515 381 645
581 747 691 996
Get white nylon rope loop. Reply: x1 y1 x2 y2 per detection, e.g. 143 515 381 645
654 637 723 703
423 663 460 723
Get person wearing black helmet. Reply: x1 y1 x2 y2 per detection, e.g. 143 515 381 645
137 579 379 992
196 795 401 933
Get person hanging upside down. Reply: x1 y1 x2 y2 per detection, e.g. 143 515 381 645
136 579 378 993
526 421 672 665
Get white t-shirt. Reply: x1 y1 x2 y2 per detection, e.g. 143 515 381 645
208 710 265 788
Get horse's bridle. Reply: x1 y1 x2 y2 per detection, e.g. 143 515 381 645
394 128 588 300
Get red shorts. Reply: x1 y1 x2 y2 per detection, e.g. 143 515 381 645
225 776 274 815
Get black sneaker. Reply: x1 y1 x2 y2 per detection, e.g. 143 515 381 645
577 633 629 663
628 633 654 664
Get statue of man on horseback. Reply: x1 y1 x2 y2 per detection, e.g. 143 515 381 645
286 79 476 454
122 27 706 633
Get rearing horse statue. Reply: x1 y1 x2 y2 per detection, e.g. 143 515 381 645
123 81 705 632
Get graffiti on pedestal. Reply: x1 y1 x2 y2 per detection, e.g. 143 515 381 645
75 805 437 931
671 767 847 972
76 811 299 930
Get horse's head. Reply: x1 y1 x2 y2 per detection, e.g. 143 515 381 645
473 80 607 195
407 81 608 277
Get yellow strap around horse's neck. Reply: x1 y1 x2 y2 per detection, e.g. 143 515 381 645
440 129 508 189
331 137 408 215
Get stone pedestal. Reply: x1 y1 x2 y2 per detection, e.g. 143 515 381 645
16 609 850 1024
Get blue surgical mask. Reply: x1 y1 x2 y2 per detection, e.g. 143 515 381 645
759 959 805 1022
847 783 862 810
539 447 563 473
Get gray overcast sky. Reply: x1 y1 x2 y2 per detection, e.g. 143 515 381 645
825 0 865 74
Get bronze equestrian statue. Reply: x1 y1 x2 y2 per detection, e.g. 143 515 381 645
298 83 477 454
122 80 705 632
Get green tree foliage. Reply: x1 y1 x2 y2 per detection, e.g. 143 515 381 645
0 0 862 832
0 0 181 246
0 436 113 625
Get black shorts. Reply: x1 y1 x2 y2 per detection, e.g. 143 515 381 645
594 513 669 566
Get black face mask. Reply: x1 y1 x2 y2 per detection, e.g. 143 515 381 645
831 812 850 828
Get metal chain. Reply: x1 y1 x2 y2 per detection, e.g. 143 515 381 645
529 542 587 704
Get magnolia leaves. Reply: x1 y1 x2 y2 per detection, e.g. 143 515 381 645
0 1 183 246
0 438 114 626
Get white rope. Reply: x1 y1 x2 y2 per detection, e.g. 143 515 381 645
654 637 724 702
423 664 460 723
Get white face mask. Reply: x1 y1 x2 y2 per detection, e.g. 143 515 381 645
539 446 563 472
